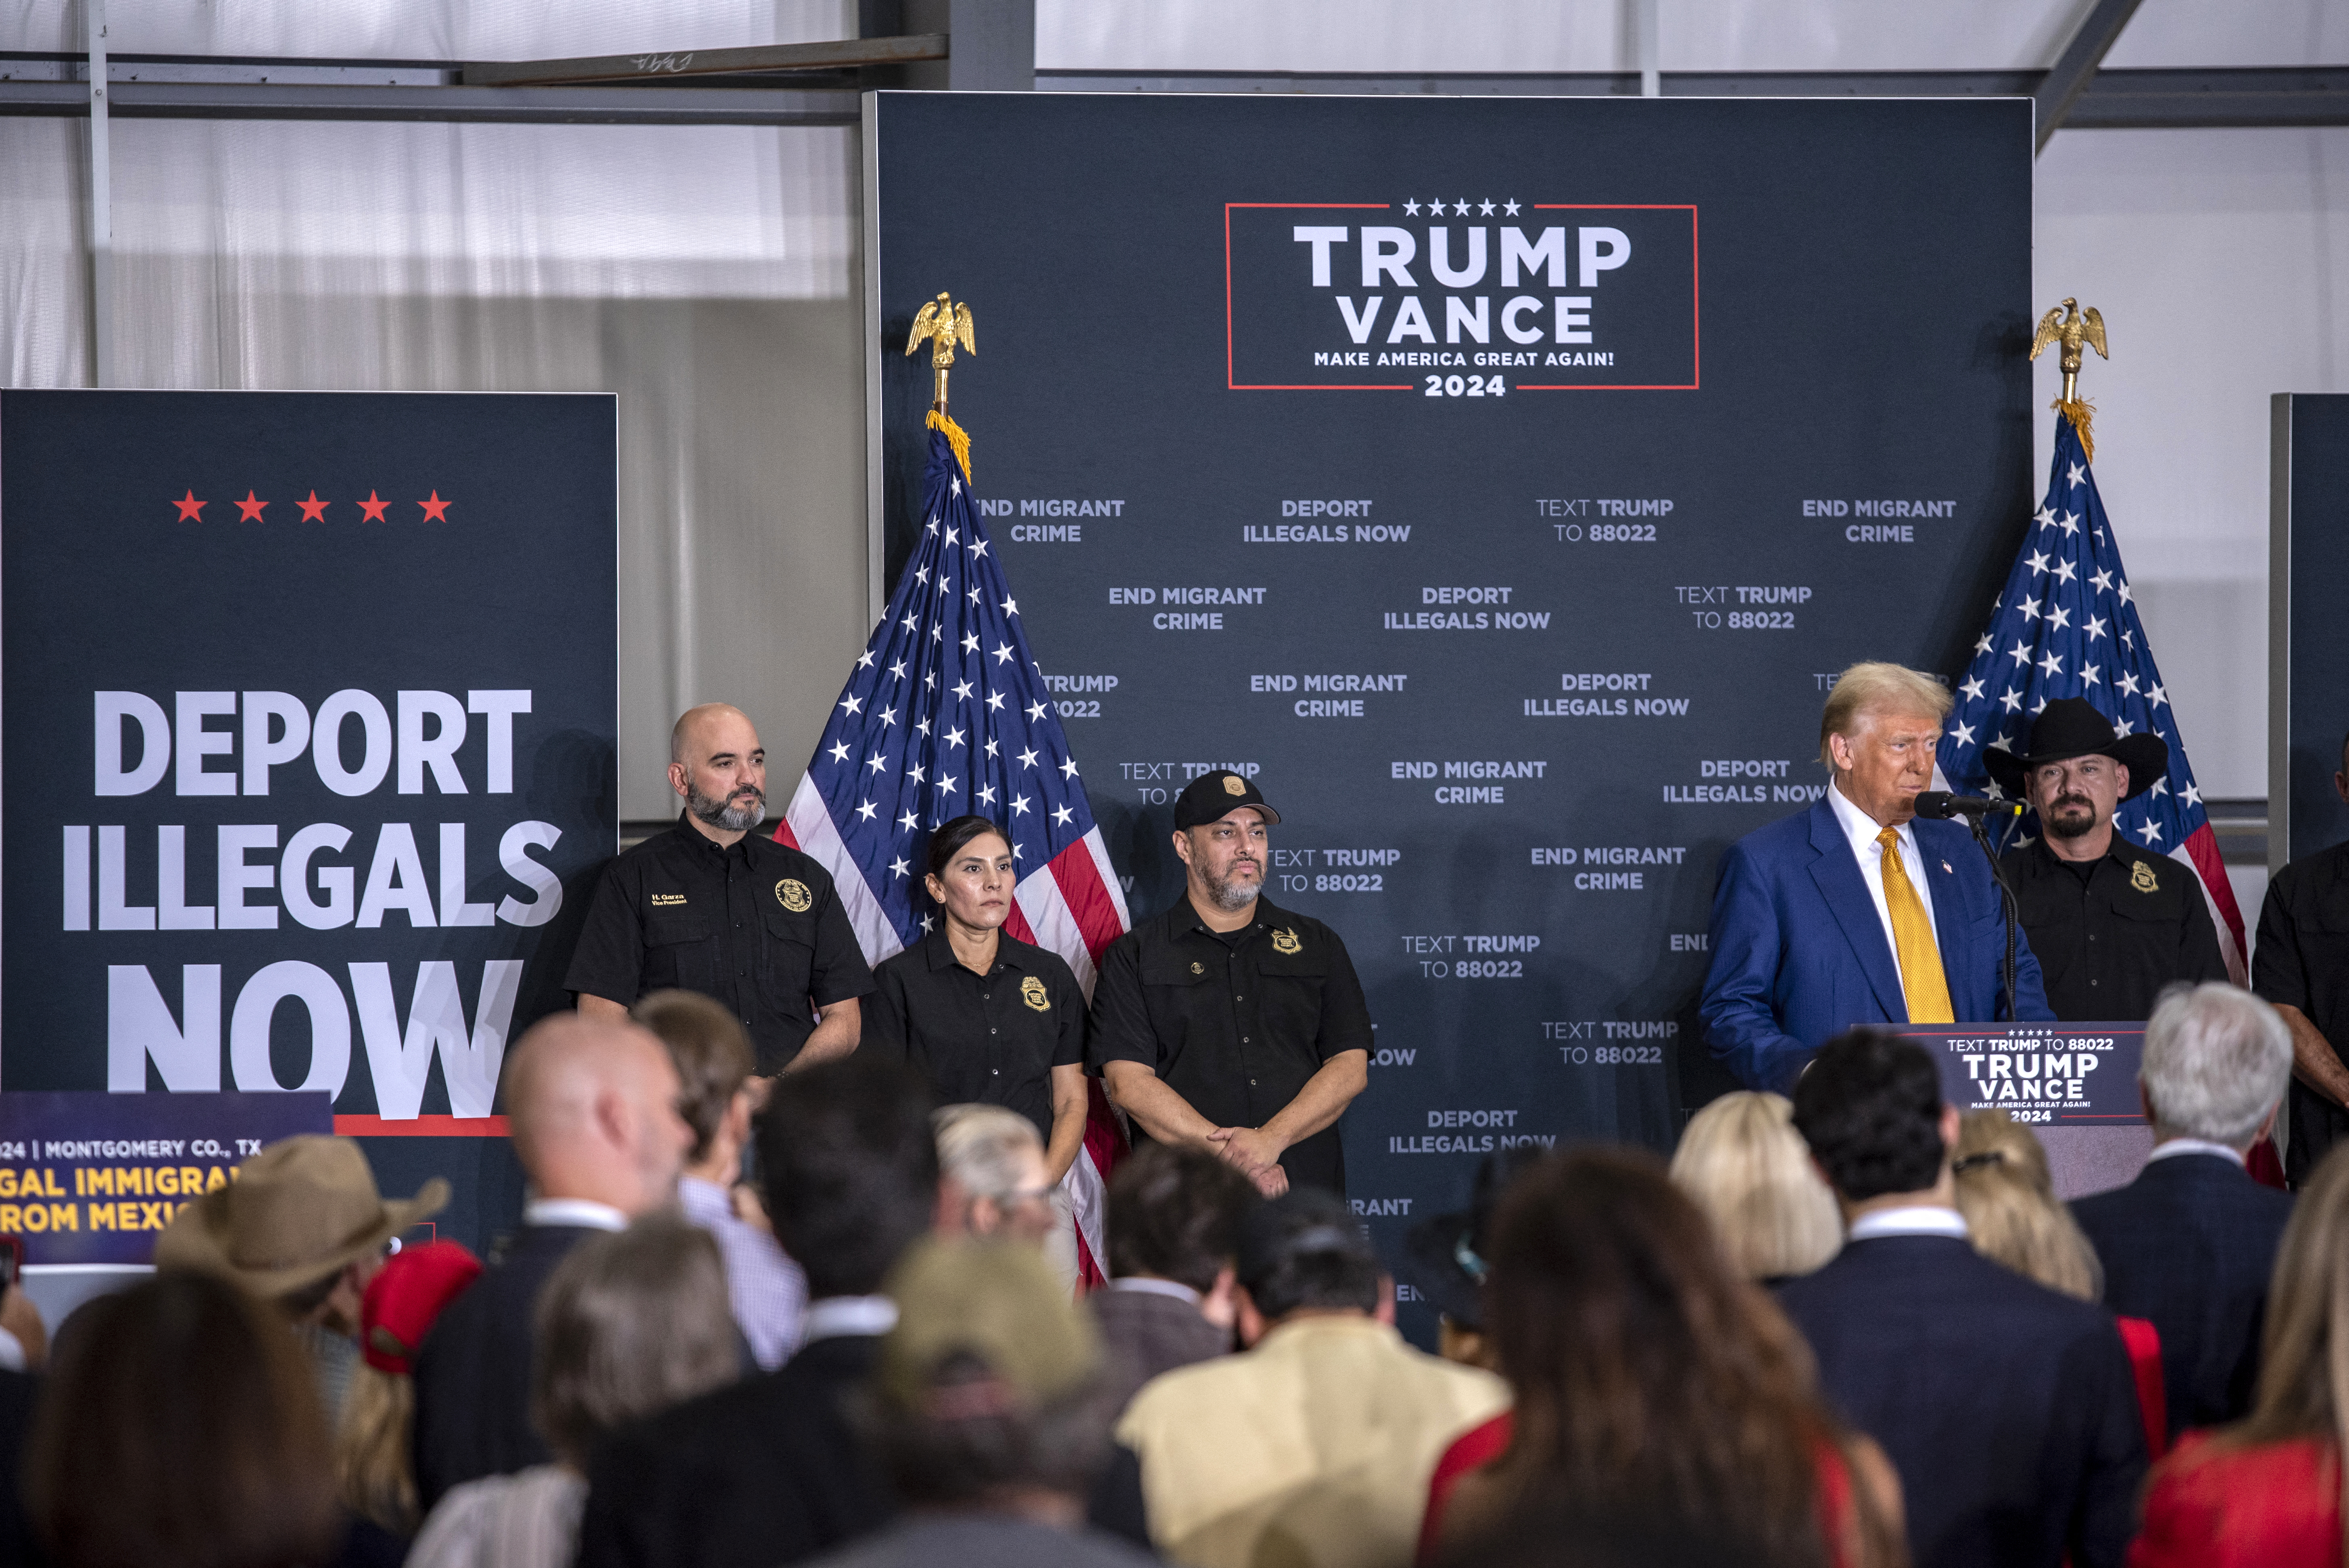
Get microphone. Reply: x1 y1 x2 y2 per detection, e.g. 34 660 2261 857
1912 791 2017 820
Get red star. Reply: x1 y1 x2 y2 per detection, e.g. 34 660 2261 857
171 489 205 522
419 490 452 523
296 490 330 523
236 490 268 523
358 490 390 523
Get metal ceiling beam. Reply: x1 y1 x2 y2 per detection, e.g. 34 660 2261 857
0 79 859 125
0 57 2338 129
460 33 944 88
2033 0 2146 152
1037 67 2349 129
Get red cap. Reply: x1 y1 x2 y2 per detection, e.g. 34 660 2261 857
360 1239 483 1376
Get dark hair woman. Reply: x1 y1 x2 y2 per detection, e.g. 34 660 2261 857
29 1270 343 1568
861 815 1091 1280
2130 1145 2349 1567
1427 1148 1907 1568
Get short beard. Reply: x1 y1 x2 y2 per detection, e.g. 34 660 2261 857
688 781 766 832
2043 797 2098 840
1200 862 1262 911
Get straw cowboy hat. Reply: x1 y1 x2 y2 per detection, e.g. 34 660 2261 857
154 1135 448 1300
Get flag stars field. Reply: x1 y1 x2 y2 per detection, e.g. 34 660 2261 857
1936 411 2249 982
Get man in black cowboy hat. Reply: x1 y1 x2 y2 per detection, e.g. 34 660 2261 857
1987 698 2227 1021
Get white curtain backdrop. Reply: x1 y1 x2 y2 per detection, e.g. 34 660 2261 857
1 3 866 824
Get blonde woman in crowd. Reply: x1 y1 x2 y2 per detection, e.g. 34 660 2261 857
1670 1091 1843 1283
1950 1112 2101 1301
340 1240 484 1535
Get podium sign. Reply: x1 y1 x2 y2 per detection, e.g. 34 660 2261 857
1903 1024 2146 1125
1895 1024 2151 1197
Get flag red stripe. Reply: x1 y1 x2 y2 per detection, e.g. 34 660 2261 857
2181 822 2245 949
1048 843 1127 964
770 817 801 851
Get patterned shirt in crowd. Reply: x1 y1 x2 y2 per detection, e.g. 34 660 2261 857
678 1174 806 1370
407 1465 586 1568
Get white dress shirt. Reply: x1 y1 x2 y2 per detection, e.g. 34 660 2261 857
1110 1276 1203 1305
1827 780 1942 960
2147 1137 2247 1168
801 1294 899 1343
521 1197 630 1232
1847 1205 1971 1242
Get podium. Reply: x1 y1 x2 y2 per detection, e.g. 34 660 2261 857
1894 1024 2152 1200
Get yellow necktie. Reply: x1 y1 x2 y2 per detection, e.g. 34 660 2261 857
1875 828 1954 1024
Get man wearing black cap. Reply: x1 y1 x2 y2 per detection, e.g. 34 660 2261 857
1988 698 2228 1021
1089 771 1373 1199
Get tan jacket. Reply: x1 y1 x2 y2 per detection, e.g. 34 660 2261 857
1116 1314 1510 1568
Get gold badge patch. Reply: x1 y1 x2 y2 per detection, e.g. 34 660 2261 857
1272 928 1302 955
2130 860 2159 895
776 878 813 913
1190 961 1205 975
1222 774 1246 796
1020 976 1050 1013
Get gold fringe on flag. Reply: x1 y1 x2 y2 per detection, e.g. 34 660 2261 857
2053 397 2096 464
928 409 972 483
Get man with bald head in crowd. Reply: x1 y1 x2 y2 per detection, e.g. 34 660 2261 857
411 1011 693 1510
567 703 874 1076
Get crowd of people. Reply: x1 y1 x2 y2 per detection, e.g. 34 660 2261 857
0 978 2342 1568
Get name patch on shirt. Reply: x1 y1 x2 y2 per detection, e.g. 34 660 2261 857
1021 975 1050 1012
775 878 813 913
650 892 688 907
2130 860 2159 895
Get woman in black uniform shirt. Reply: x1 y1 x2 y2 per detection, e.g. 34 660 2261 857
863 815 1090 1192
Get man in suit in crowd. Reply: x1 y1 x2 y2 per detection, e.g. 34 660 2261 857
1779 1028 2146 1568
1093 1143 1255 1414
2073 983 2295 1440
1702 661 2054 1090
411 1012 691 1511
2254 729 2349 1182
576 1056 941 1568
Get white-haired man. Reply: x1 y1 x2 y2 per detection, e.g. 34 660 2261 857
1700 661 2054 1090
933 1103 1077 1289
2072 983 2295 1442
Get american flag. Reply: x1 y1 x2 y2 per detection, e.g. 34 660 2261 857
1936 412 2247 982
774 417 1133 1287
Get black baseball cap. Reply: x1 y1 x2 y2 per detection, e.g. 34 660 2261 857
1172 769 1282 830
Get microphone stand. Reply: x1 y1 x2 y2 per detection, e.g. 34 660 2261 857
1959 814 2022 1021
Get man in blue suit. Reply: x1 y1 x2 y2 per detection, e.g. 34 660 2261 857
2072 982 2294 1442
1702 661 2053 1090
1780 1029 2147 1568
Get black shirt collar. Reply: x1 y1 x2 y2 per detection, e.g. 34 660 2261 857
920 927 1032 973
1169 892 1291 939
673 809 758 863
2028 833 2136 876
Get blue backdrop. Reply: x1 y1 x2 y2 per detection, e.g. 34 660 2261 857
870 92 2034 1343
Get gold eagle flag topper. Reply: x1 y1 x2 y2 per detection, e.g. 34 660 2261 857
905 291 976 479
2030 297 2109 460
